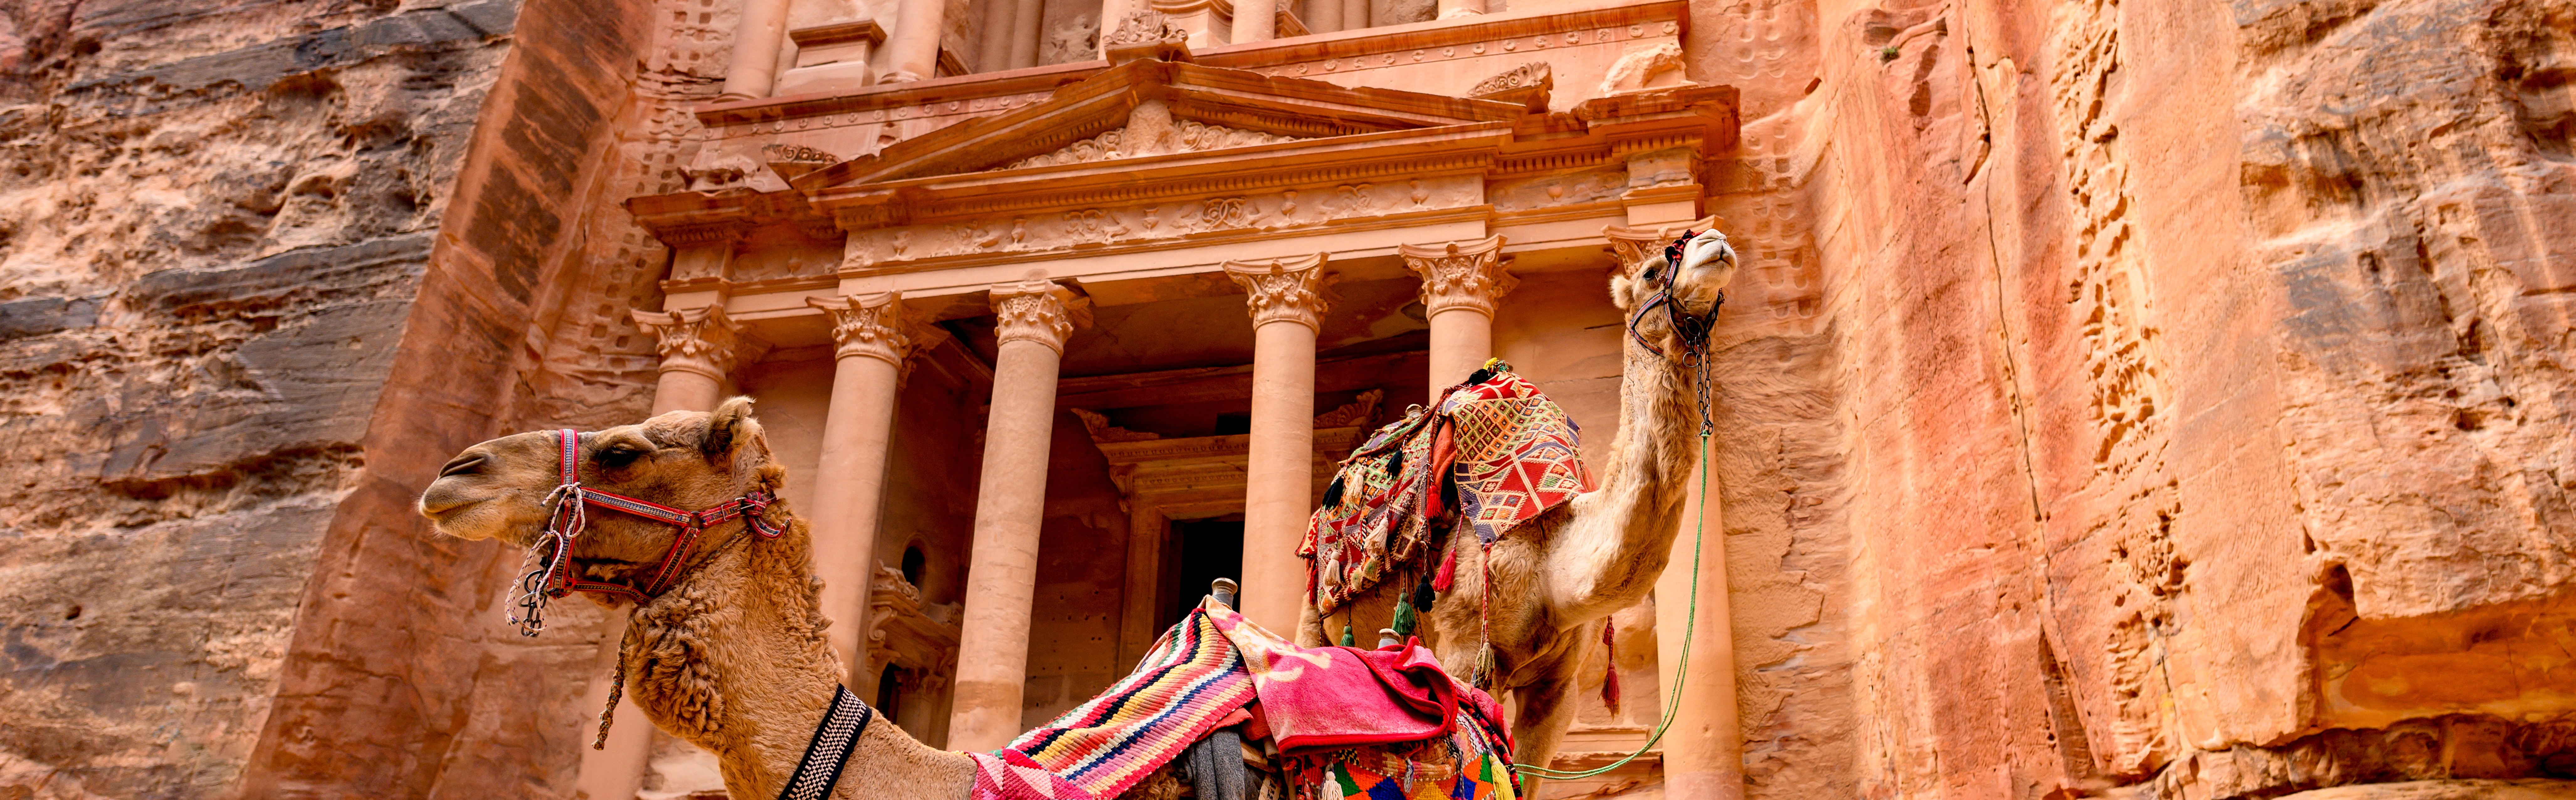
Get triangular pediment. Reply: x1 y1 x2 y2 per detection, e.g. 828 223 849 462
796 59 1526 190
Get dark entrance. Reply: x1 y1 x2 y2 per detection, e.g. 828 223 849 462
1163 517 1244 630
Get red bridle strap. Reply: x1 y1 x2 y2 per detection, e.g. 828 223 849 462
539 429 788 603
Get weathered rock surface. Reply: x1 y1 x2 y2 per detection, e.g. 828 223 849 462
0 0 517 795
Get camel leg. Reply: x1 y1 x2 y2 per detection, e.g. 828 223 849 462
1294 599 1326 647
1505 652 1586 800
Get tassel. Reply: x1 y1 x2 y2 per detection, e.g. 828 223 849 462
1320 474 1346 508
1432 547 1457 592
1413 575 1436 612
1339 625 1356 647
1600 620 1622 715
1392 596 1418 637
1474 644 1498 689
1386 450 1404 477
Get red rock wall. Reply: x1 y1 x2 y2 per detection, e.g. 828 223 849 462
0 0 526 796
1691 0 2576 794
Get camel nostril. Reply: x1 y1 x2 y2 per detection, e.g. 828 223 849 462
439 453 486 478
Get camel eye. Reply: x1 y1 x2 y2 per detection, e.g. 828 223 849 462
596 445 650 469
1641 262 1662 282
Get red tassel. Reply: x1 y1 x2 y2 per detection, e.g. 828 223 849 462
1423 421 1457 520
1433 546 1458 592
1600 619 1622 715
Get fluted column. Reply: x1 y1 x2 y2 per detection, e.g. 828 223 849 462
807 292 927 698
579 305 745 800
1402 235 1513 399
883 0 948 81
718 0 794 100
947 280 1089 752
1225 254 1331 635
633 306 743 415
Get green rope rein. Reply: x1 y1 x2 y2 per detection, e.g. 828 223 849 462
1512 430 1712 782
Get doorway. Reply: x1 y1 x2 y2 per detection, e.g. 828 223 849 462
1162 517 1244 630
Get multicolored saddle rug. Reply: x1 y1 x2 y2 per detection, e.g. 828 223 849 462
1305 714 1519 800
1000 603 1258 800
1304 365 1594 614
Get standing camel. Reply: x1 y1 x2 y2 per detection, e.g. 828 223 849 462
1300 230 1739 792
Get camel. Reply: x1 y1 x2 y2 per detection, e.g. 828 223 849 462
420 400 988 798
411 231 1733 799
1296 230 1738 794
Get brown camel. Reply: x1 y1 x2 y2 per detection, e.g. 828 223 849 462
420 401 984 798
1298 230 1738 793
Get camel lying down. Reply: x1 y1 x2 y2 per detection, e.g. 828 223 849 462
419 399 1518 800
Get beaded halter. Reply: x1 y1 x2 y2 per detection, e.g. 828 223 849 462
507 429 787 636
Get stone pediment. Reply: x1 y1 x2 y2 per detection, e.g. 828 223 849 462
796 59 1526 189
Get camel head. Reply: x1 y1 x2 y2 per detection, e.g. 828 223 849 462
417 397 792 598
1612 229 1739 350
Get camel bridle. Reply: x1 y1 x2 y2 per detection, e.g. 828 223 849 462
507 428 789 637
1628 230 1729 435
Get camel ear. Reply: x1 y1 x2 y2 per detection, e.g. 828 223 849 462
703 396 759 463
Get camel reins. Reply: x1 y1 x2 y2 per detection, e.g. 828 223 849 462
508 428 788 637
1627 230 1726 436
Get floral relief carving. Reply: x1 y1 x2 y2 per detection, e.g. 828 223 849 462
1313 388 1383 428
990 280 1087 351
631 305 744 382
1223 252 1333 330
1402 235 1515 317
808 291 922 365
1063 209 1128 244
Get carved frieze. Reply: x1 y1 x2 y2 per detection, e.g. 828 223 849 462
1223 252 1334 330
1313 389 1383 429
632 305 744 383
840 175 1481 269
1072 408 1162 442
993 121 1306 172
1402 235 1515 317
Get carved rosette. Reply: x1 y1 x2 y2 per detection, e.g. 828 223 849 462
631 305 743 383
1604 215 1720 278
990 280 1088 353
1402 235 1516 317
808 291 925 366
1223 253 1333 330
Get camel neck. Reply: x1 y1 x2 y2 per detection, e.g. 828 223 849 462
617 522 967 797
1541 333 1704 621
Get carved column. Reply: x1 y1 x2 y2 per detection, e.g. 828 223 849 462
1230 0 1274 45
884 0 949 81
1306 0 1340 34
718 0 794 101
1225 254 1331 635
807 292 928 698
1403 235 1513 400
947 280 1090 752
633 306 744 415
575 305 745 800
1655 474 1744 800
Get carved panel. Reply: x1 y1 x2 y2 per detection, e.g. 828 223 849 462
841 175 1481 268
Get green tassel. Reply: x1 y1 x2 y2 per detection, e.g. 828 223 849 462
1391 597 1418 637
1339 625 1356 647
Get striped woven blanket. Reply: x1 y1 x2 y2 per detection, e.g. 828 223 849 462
999 600 1257 799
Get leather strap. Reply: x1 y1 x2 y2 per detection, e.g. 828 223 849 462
778 685 872 800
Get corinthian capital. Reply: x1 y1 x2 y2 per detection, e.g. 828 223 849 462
990 280 1090 353
809 292 925 366
632 305 743 383
1402 235 1515 317
1223 253 1333 330
1603 216 1720 278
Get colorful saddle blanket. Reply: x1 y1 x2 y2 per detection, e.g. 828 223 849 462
999 603 1257 799
1303 367 1594 613
975 603 1517 800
